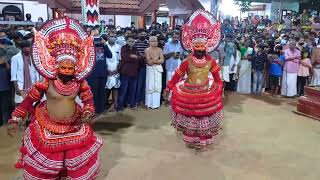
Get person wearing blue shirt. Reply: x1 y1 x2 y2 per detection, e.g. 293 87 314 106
222 19 233 35
87 30 112 114
269 45 285 96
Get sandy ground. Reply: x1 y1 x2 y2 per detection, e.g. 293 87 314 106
0 93 320 180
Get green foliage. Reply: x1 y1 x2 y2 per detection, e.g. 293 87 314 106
234 0 253 12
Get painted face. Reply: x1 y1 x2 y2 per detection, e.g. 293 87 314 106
193 42 206 52
192 42 207 59
57 60 75 76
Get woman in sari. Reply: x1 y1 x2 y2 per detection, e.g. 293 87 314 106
237 39 254 94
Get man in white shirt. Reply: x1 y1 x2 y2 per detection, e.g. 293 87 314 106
11 41 40 104
163 30 184 84
115 29 125 47
104 31 121 110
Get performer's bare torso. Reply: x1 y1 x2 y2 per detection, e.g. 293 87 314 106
187 60 212 85
46 81 77 119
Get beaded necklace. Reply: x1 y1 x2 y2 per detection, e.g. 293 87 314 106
52 78 80 96
191 56 208 67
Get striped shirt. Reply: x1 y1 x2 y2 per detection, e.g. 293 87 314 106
134 39 149 56
134 39 149 68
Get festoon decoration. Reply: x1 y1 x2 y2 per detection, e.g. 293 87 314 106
81 0 100 26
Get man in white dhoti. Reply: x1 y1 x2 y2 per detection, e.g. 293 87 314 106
281 40 301 97
145 36 164 109
104 31 121 110
237 39 253 94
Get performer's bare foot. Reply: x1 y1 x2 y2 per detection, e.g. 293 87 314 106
185 143 196 149
195 146 209 153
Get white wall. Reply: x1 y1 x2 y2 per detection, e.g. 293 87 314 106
265 3 272 17
100 15 114 23
157 17 169 24
198 0 211 12
240 3 272 18
270 1 299 21
65 13 82 21
115 15 131 27
0 0 48 21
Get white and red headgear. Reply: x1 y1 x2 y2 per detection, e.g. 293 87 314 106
32 17 95 81
181 9 221 53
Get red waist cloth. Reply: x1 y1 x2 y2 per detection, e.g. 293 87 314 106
15 103 103 179
21 102 98 153
35 102 83 134
170 79 223 116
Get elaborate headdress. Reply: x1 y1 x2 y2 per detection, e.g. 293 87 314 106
181 9 221 53
32 17 95 81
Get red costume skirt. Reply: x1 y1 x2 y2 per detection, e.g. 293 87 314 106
170 79 223 147
16 103 103 179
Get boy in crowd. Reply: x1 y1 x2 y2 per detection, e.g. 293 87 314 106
0 48 11 126
269 45 285 96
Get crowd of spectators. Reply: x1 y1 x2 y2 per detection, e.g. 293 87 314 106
1 10 320 126
218 11 320 98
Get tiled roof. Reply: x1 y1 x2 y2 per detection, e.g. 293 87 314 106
71 0 156 15
72 0 142 10
37 0 158 15
39 0 202 15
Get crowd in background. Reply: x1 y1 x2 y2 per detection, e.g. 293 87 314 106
219 10 320 98
1 10 320 126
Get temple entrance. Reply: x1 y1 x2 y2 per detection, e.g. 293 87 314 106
2 4 23 21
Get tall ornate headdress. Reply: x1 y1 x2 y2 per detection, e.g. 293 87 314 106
181 9 221 53
32 17 95 81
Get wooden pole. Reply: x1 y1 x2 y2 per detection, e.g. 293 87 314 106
138 15 146 28
169 16 176 29
151 10 157 23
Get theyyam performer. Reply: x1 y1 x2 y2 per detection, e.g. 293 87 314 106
164 9 223 149
7 17 103 179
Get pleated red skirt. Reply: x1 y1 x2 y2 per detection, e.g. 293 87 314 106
170 79 224 147
15 103 103 179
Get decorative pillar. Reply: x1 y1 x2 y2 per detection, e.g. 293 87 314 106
138 16 146 28
81 0 100 26
151 10 157 23
169 16 176 29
